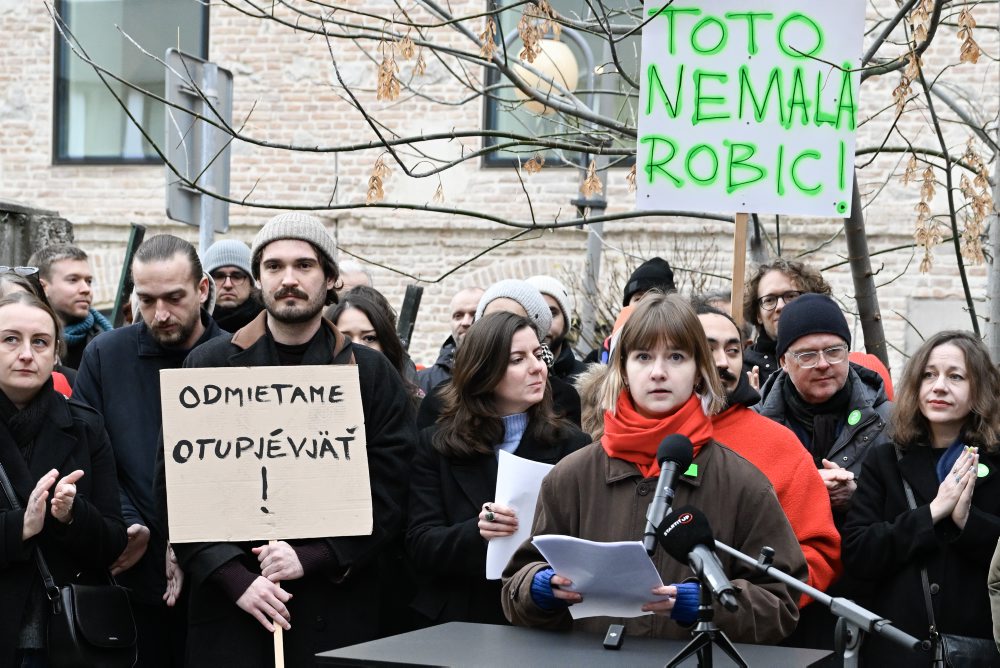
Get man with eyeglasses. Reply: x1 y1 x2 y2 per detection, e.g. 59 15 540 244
742 259 832 389
755 294 892 528
202 239 263 332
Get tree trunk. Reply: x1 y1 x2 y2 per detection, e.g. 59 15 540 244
845 177 890 368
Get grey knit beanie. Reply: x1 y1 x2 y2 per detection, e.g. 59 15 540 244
202 239 252 276
475 279 552 341
250 213 337 279
527 275 572 337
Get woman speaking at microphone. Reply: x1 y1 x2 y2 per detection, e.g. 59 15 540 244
502 293 806 643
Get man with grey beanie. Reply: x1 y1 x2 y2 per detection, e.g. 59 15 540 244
167 212 416 666
202 238 264 332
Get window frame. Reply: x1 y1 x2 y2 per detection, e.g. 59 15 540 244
51 0 211 165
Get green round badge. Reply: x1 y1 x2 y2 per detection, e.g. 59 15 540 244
847 409 862 426
978 463 989 478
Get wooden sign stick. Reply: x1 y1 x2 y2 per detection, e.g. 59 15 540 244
732 212 750 330
271 539 285 668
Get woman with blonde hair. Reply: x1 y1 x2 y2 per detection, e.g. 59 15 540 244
844 330 1000 666
502 293 806 643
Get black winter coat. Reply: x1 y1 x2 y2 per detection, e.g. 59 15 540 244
405 422 589 625
0 396 127 665
169 313 416 667
843 440 1000 666
72 311 226 603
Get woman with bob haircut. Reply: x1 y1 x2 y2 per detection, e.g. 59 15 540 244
844 330 1000 666
0 292 127 665
502 292 806 643
406 312 589 626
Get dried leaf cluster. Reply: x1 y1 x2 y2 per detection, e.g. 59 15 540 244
957 8 981 64
911 164 941 273
957 141 994 264
517 0 558 63
523 153 544 174
366 154 391 204
432 182 445 204
377 39 400 101
626 164 637 194
580 159 602 197
479 17 497 60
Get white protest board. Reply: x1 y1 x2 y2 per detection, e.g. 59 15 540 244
636 0 865 217
160 365 372 543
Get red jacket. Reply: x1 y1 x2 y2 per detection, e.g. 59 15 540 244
713 404 842 604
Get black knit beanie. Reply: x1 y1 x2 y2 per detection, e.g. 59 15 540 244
622 257 675 305
775 293 851 359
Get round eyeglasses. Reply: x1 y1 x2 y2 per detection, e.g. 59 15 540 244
757 291 803 311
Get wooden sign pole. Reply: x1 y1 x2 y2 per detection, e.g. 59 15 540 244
731 212 750 329
271 539 285 668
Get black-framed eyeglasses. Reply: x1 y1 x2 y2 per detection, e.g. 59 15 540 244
758 291 803 311
210 270 248 286
0 266 39 277
789 344 850 368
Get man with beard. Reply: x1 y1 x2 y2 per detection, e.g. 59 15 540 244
696 303 842 649
417 285 484 395
170 213 415 667
203 238 264 332
73 235 227 667
28 243 112 369
527 275 586 382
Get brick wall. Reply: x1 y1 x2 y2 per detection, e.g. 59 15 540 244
0 0 997 376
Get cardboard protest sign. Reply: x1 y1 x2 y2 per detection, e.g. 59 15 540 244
160 365 372 543
636 0 865 217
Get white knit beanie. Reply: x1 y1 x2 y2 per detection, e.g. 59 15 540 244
202 239 252 276
475 279 552 341
527 275 572 337
250 213 337 279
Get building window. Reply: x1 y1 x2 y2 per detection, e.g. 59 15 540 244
54 0 209 163
482 2 640 168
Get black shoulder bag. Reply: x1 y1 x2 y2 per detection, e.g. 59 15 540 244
0 460 137 668
894 446 1000 667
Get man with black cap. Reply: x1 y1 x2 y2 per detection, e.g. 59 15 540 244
755 293 892 523
168 212 415 666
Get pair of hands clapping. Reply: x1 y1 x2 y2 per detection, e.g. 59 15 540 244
20 468 83 541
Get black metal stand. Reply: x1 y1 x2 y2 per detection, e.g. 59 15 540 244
665 584 748 668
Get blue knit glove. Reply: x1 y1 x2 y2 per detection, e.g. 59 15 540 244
670 582 700 625
530 567 569 611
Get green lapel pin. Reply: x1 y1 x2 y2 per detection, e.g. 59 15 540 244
847 409 862 426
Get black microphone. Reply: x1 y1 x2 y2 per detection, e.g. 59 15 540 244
657 505 739 612
643 435 694 555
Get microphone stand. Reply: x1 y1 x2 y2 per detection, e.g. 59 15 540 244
712 541 927 668
665 579 748 668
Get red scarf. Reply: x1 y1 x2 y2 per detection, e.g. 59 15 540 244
601 392 714 478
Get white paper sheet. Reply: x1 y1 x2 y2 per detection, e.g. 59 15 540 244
532 535 668 619
485 450 553 580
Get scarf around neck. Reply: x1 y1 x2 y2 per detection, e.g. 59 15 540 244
601 391 714 478
62 307 113 344
0 378 57 462
782 373 853 465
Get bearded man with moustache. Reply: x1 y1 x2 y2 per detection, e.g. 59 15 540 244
168 213 415 667
73 235 227 667
695 302 843 649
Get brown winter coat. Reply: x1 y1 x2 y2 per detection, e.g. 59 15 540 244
501 441 807 643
